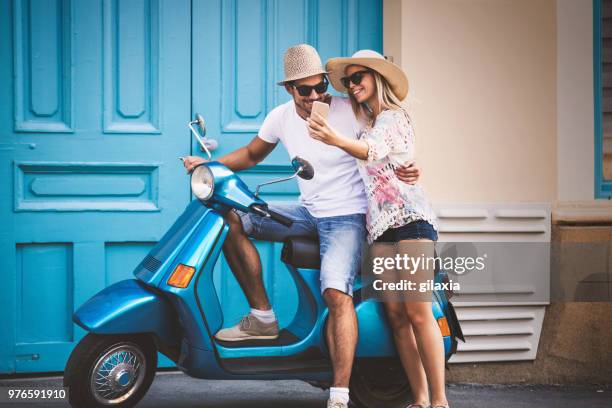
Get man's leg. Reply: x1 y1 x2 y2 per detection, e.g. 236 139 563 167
317 213 366 405
215 210 279 341
222 210 270 310
216 205 317 341
324 288 358 387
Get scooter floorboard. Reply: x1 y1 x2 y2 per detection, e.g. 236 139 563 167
215 329 299 348
220 347 331 375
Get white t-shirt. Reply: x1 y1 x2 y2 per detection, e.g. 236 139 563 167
258 96 368 217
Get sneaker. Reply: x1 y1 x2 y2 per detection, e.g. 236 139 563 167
214 314 279 341
327 397 349 408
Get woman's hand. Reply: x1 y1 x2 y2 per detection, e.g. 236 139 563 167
181 155 206 174
307 113 369 159
307 113 341 146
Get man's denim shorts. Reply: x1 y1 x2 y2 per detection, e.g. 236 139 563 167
240 204 366 296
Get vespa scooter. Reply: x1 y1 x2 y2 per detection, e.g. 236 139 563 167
63 115 463 408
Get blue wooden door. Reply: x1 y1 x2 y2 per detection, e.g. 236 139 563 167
192 0 382 329
0 0 381 374
0 0 192 373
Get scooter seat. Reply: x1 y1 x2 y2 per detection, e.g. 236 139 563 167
281 237 320 269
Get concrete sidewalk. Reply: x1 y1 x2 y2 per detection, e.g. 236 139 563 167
0 371 610 407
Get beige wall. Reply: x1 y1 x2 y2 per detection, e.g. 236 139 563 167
556 0 595 201
385 0 558 203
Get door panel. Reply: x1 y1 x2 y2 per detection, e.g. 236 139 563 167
0 0 191 373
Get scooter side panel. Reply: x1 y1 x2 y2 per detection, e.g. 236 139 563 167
355 292 454 358
355 300 396 357
73 279 181 346
433 291 453 358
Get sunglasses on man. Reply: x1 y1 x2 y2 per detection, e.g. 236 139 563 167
291 77 329 97
340 70 372 88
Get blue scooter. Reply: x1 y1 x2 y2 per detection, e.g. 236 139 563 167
63 115 463 408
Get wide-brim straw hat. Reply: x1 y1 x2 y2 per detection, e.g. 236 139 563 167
277 44 328 85
326 49 408 100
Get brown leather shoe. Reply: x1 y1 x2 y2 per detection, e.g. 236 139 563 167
214 314 279 341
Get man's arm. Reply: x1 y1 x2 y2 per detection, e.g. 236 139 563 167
395 161 420 185
218 136 277 171
183 136 276 173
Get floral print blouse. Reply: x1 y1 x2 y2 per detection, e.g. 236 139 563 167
357 108 438 243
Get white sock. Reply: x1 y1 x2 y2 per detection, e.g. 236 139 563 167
329 387 350 403
249 307 276 324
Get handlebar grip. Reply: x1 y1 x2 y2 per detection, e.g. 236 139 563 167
267 208 293 228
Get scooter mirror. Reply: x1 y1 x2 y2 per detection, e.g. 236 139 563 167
195 113 207 137
291 157 314 180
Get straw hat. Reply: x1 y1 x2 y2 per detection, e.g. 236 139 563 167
277 44 328 85
326 50 409 100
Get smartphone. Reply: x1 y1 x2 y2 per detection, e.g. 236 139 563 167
311 101 330 120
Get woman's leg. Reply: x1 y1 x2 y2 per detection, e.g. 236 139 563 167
396 238 448 406
399 238 448 406
383 300 429 405
403 299 447 406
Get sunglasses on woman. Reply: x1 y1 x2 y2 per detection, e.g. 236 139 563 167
340 70 372 88
292 77 329 97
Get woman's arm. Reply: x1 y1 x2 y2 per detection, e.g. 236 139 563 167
307 113 369 159
308 110 403 163
334 136 369 160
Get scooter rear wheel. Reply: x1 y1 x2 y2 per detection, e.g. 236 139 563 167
64 333 157 408
349 359 413 408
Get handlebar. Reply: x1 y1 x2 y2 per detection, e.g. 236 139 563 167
250 205 293 228
267 208 294 228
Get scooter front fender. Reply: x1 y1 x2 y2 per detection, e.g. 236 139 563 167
74 279 181 347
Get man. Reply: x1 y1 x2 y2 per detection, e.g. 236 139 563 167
183 44 419 408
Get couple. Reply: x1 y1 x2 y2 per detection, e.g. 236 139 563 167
182 44 447 408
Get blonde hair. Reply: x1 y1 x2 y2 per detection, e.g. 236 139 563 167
348 69 407 124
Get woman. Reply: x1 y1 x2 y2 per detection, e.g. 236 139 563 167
307 50 448 408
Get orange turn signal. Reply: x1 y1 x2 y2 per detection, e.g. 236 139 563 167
437 317 451 337
167 264 196 288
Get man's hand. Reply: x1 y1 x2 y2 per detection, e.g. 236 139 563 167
395 161 420 185
181 156 206 174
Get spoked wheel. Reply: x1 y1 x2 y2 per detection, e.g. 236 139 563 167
349 359 413 408
64 334 157 408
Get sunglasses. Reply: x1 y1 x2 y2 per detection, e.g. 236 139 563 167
292 77 329 97
340 70 371 88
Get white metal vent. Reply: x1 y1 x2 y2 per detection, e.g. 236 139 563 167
434 203 551 363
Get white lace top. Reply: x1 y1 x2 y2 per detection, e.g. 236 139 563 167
357 109 438 243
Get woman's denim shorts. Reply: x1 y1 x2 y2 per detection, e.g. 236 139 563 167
375 220 438 243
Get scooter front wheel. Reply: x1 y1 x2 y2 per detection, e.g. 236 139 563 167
64 333 157 408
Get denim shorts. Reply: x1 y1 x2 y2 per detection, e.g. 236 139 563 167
374 220 438 243
240 204 366 296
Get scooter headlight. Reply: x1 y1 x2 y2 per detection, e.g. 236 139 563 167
191 164 214 201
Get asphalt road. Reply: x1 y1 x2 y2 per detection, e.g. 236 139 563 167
0 371 610 408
